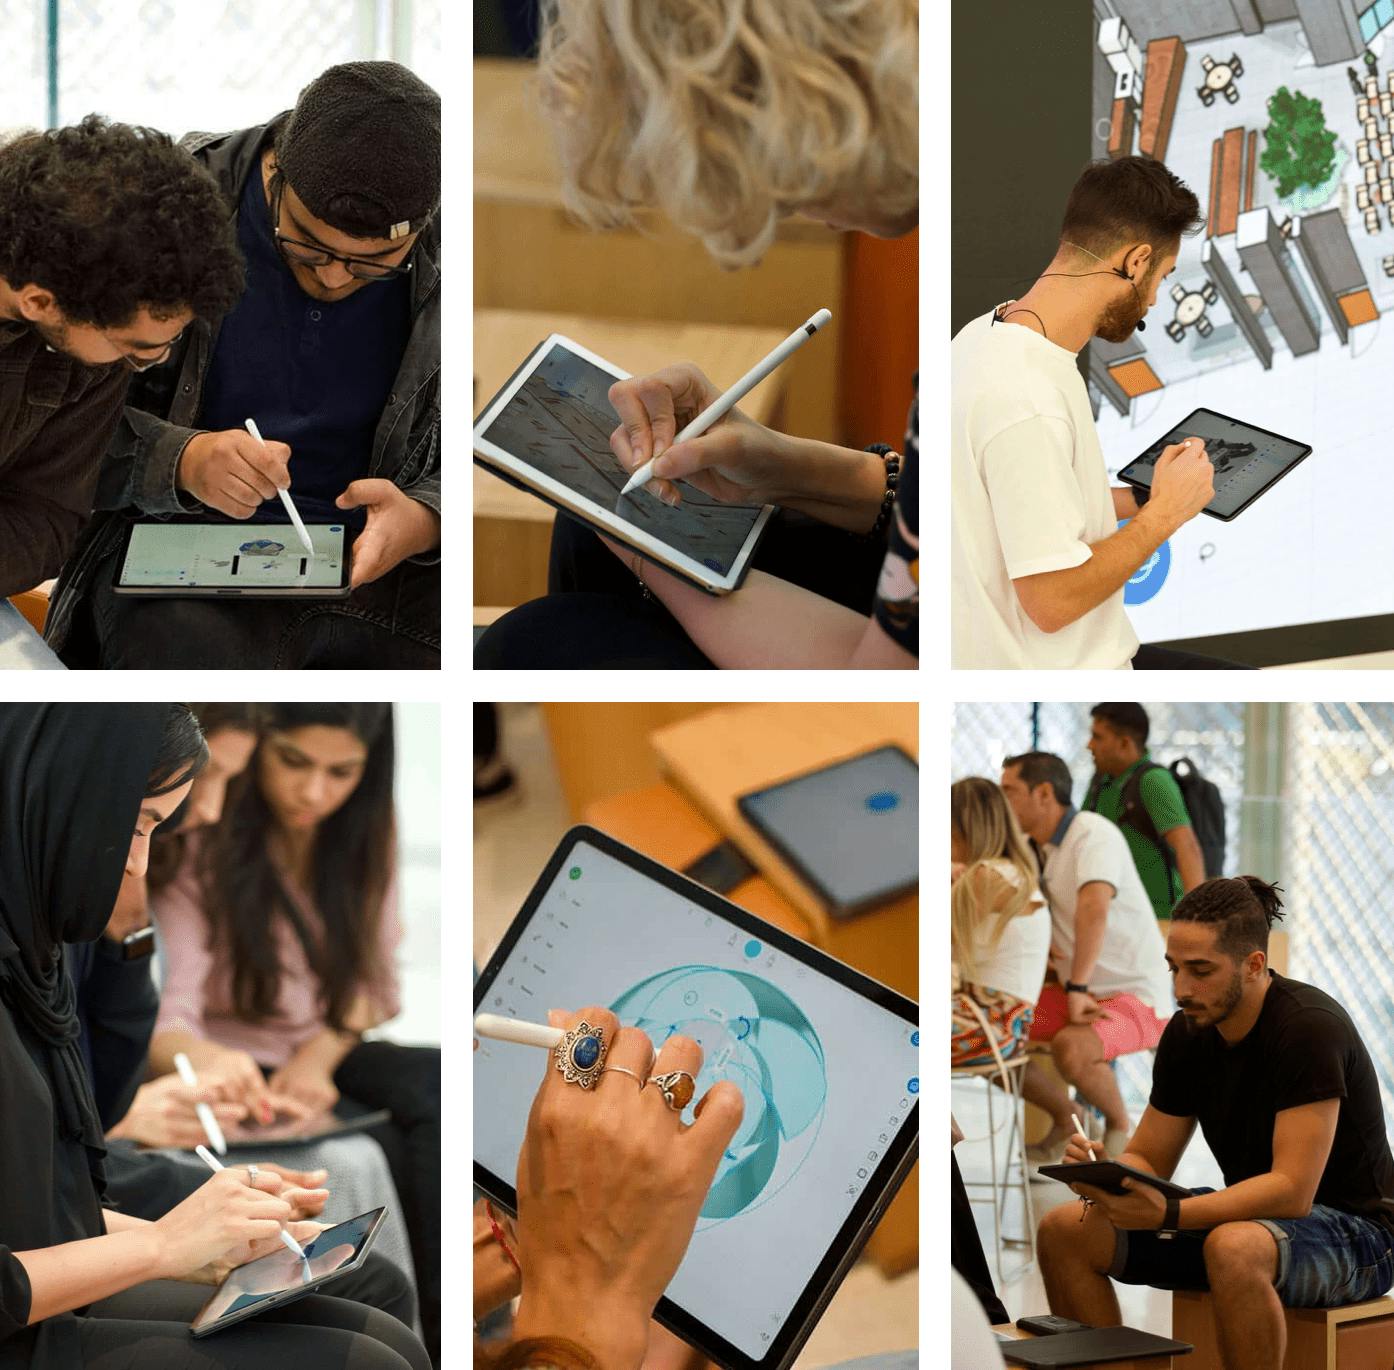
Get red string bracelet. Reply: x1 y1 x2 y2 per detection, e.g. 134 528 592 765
485 1198 522 1280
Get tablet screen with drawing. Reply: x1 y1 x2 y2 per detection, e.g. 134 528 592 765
473 335 773 594
473 827 919 1370
115 522 349 596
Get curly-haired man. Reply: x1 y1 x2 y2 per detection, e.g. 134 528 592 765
47 62 441 670
0 115 243 598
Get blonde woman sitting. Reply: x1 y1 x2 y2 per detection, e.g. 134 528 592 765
475 0 919 671
951 778 1050 1070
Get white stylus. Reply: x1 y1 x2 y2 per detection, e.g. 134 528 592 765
618 308 833 497
195 1144 308 1260
474 1012 564 1049
173 1051 228 1156
244 417 314 557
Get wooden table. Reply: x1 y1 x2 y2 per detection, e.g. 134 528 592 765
473 309 790 607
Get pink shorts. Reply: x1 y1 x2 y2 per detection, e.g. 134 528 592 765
1028 985 1168 1062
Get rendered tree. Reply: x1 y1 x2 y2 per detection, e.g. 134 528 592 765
1260 86 1337 197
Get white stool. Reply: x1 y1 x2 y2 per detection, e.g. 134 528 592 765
953 1051 1037 1281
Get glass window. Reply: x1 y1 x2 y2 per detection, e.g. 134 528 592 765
1362 7 1380 42
1377 0 1394 32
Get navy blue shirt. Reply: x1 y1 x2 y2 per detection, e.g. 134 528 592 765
198 166 412 525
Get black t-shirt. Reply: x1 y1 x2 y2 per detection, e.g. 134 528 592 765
1150 973 1394 1234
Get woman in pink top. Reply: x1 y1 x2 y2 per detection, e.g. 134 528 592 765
148 704 440 1365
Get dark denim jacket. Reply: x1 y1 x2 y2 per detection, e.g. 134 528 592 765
45 117 440 652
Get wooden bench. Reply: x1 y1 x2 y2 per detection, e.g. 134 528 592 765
1174 1289 1394 1368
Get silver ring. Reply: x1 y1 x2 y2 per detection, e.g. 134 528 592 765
246 1164 260 1180
553 1019 608 1089
646 1070 697 1113
600 1065 646 1089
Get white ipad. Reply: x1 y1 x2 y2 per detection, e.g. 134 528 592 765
114 522 350 597
473 335 774 595
189 1208 386 1336
473 826 920 1370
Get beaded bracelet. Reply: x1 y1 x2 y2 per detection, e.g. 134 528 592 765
485 1198 522 1279
861 443 901 541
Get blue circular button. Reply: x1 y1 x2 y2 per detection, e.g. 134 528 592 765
866 790 900 813
744 940 761 959
907 1077 919 1094
911 1030 920 1047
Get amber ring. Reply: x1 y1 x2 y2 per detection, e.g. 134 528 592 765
647 1070 696 1113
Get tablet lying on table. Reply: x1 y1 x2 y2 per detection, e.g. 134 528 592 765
219 1106 391 1149
115 521 350 597
1116 407 1311 521
190 1207 386 1336
737 746 919 919
473 335 774 595
473 826 919 1370
1001 1326 1192 1366
1035 1159 1191 1200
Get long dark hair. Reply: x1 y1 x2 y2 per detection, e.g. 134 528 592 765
200 704 395 1030
149 704 209 795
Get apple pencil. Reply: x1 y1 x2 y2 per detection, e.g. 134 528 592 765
1071 1111 1100 1159
195 1144 308 1260
244 417 314 557
618 307 833 497
173 1051 227 1156
474 1012 564 1049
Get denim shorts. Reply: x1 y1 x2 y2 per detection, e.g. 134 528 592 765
1109 1188 1394 1307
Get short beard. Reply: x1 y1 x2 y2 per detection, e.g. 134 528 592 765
1094 263 1157 343
1182 967 1245 1033
31 317 72 353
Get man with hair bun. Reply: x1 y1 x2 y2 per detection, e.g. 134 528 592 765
47 61 441 669
1039 875 1394 1370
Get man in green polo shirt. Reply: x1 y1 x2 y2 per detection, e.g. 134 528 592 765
1083 703 1204 919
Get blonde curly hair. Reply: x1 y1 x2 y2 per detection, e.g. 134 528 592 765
536 0 919 268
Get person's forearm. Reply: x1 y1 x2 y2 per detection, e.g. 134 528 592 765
294 1026 358 1076
1014 504 1178 635
513 1292 649 1370
1111 487 1139 521
1177 1173 1312 1229
774 439 889 533
1070 899 1109 985
1172 832 1206 893
641 565 888 668
15 1226 165 1324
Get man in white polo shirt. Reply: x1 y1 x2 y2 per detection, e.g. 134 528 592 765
952 156 1222 669
1001 750 1172 1159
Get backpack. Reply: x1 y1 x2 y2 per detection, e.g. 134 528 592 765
1084 758 1226 883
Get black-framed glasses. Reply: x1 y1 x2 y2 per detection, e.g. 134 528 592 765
270 176 414 283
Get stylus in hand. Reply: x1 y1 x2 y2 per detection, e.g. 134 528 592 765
195 1143 309 1260
174 1051 228 1156
1070 1111 1103 1162
618 308 833 497
474 1012 564 1049
244 417 315 558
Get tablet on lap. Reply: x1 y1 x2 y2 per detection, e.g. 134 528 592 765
115 521 350 598
1035 1159 1191 1200
1116 407 1312 521
189 1208 387 1337
473 826 920 1370
472 335 774 595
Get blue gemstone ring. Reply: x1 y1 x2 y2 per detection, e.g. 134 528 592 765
554 1020 608 1089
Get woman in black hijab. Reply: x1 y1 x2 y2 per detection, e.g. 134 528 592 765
0 705 428 1370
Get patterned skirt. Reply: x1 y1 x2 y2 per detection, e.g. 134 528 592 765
951 986 1034 1070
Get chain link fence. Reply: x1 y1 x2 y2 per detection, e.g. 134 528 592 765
953 702 1394 1130
1 1 440 132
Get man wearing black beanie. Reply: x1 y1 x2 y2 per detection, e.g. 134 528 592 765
47 61 442 670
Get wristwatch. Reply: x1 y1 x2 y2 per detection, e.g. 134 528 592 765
1157 1194 1182 1240
1065 981 1090 994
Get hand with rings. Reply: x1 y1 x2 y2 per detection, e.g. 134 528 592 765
512 1005 744 1369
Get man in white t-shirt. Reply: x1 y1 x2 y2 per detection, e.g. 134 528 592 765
953 156 1220 669
1001 751 1172 1159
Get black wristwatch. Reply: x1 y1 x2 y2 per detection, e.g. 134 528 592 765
1157 1194 1182 1240
1065 980 1090 994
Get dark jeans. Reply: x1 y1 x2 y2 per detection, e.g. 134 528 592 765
334 1042 440 1367
474 508 887 669
66 545 439 669
80 1279 428 1370
1133 643 1255 670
